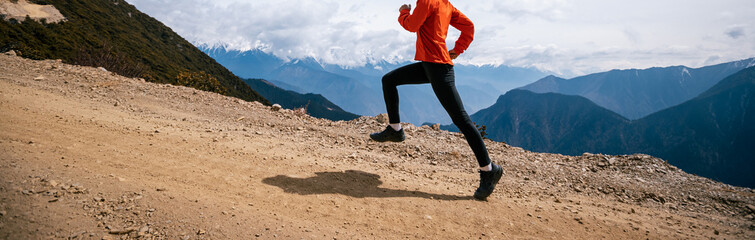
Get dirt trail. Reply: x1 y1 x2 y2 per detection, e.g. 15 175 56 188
1 53 753 239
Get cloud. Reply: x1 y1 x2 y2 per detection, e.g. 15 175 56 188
126 0 755 76
725 25 746 39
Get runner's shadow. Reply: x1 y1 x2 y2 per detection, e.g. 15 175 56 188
262 170 473 201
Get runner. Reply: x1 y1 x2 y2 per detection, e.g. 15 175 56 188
370 0 503 201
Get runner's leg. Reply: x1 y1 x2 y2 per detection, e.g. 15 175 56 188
381 62 430 124
422 62 492 167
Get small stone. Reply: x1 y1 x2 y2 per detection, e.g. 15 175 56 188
113 101 119 107
48 198 58 203
0 210 6 216
746 204 755 213
197 229 206 235
49 180 59 187
432 123 440 130
687 195 697 202
714 229 719 235
34 75 45 81
255 233 261 237
376 113 389 124
5 50 16 56
271 104 282 111
607 157 617 165
156 188 167 191
109 227 136 235
424 215 432 220
93 196 104 202
69 231 85 239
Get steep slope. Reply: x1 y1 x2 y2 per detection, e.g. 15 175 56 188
243 78 360 121
0 0 268 104
520 58 755 119
1 53 753 239
625 66 755 187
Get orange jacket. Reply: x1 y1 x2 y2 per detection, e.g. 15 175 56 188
399 0 474 65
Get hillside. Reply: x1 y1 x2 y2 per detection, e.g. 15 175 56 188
0 0 268 104
447 89 629 154
626 66 755 187
243 78 360 121
1 53 754 239
459 67 755 187
520 58 755 119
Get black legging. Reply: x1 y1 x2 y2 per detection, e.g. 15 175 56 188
381 62 491 167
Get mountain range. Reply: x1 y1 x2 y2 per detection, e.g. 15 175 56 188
519 58 755 119
203 46 550 124
452 65 755 187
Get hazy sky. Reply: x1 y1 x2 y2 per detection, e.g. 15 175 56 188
126 0 755 76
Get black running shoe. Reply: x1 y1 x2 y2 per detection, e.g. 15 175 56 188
369 126 406 142
473 163 503 201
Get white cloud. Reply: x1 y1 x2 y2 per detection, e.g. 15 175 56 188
126 0 755 76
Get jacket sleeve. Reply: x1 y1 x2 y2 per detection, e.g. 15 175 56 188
450 7 474 54
398 0 431 33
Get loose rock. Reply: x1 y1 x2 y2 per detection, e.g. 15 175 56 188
376 113 389 124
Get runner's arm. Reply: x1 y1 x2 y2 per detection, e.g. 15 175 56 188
450 7 474 54
398 0 431 32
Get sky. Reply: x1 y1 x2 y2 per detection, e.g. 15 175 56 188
126 0 755 77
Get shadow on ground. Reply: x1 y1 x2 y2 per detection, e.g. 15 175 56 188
262 170 473 201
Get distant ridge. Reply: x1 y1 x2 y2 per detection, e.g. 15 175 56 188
244 78 360 121
520 58 755 119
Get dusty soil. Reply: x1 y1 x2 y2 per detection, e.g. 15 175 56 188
0 0 66 23
0 53 753 239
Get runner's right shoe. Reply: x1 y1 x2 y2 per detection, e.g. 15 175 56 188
369 126 406 142
473 163 503 201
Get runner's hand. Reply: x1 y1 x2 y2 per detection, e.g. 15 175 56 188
449 50 459 60
399 4 411 12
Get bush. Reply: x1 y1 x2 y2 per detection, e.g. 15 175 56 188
175 71 228 95
72 43 146 78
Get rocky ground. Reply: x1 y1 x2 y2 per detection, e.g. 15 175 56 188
1 52 754 239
